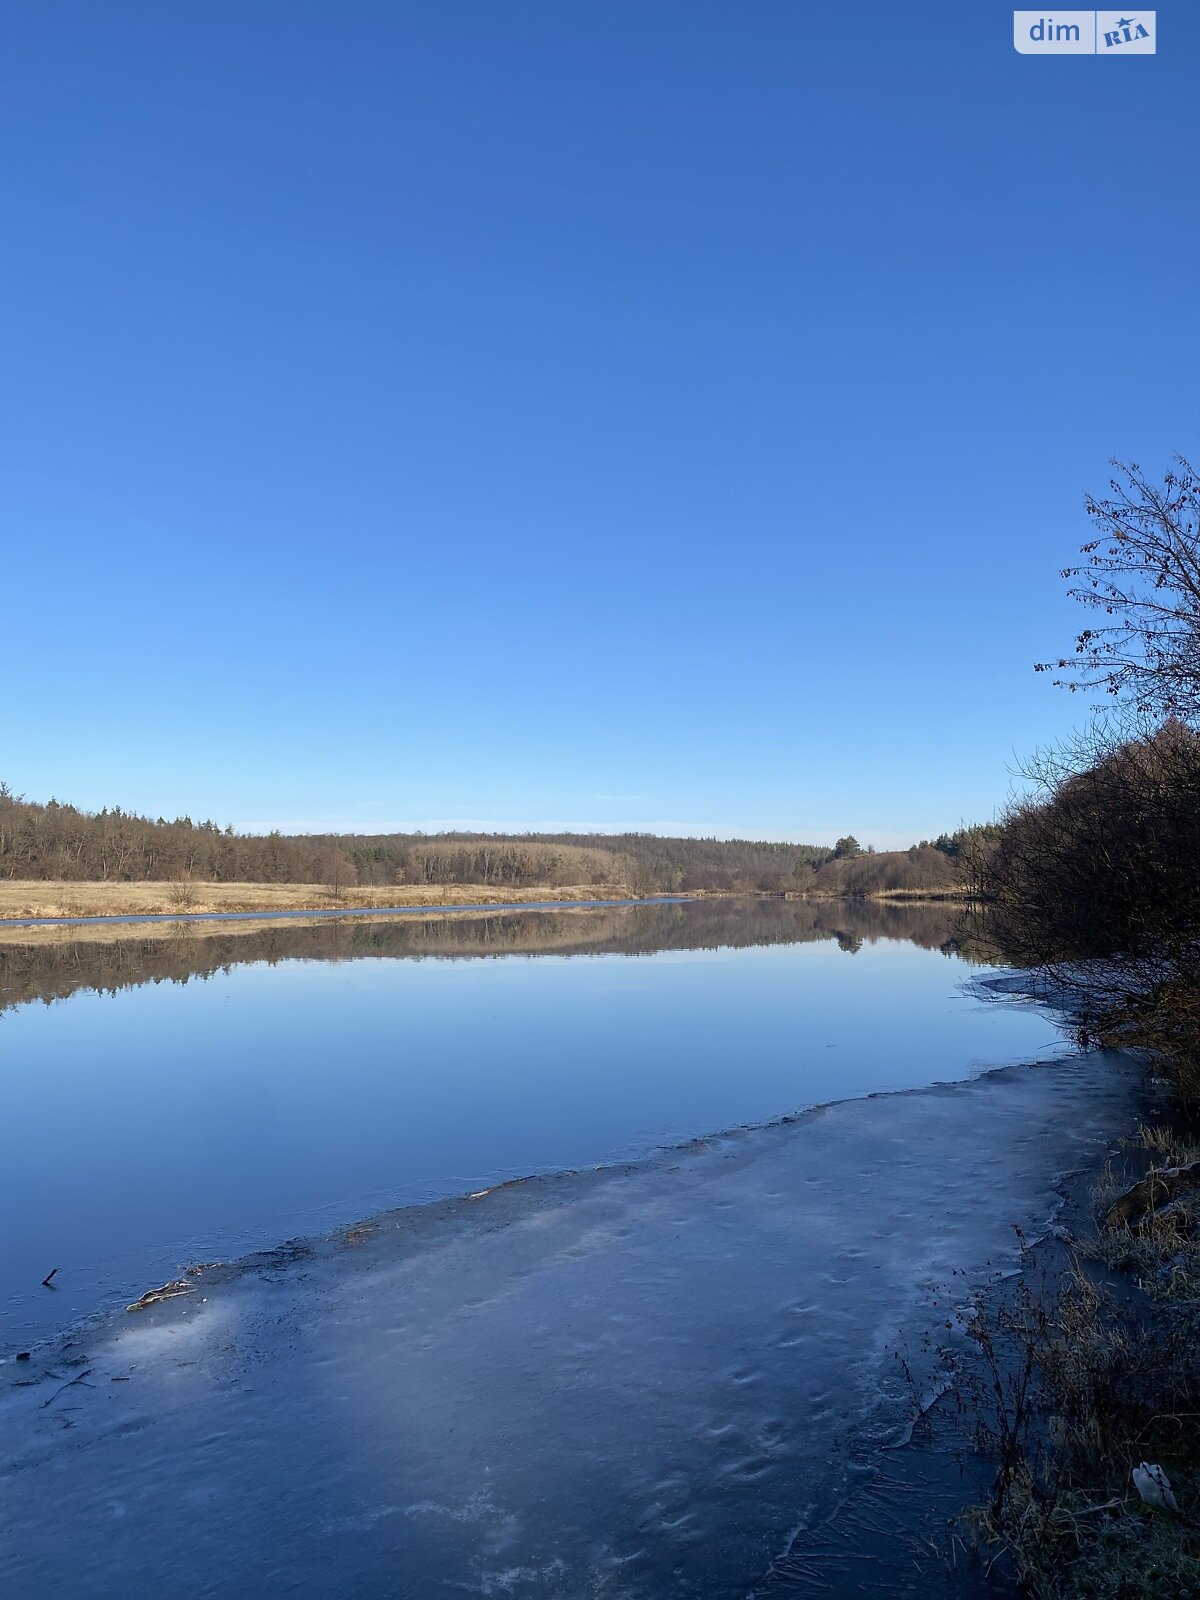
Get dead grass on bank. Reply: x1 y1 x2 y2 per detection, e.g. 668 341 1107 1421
962 1124 1200 1598
1084 1127 1200 1302
0 879 635 926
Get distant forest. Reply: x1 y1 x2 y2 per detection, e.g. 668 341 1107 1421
0 785 991 896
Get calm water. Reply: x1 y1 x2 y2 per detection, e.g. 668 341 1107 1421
1 899 1140 1599
2 898 1059 1346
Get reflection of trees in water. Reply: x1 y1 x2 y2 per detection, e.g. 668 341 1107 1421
0 898 995 1017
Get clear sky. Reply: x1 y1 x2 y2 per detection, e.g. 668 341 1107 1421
3 3 1196 848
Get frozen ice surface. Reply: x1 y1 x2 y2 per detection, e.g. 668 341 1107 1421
1 1052 1136 1598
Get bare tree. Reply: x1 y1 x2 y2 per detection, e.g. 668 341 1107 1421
1037 456 1200 722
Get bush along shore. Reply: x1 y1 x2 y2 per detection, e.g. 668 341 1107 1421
951 457 1200 1597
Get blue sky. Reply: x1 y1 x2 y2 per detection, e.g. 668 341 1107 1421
3 3 1196 847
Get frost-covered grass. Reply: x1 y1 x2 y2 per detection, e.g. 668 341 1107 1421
1084 1125 1200 1302
963 1125 1200 1597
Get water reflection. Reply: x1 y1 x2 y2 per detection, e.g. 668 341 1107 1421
1 898 1032 1349
0 896 992 1017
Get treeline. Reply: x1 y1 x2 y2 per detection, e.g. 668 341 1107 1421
0 789 848 893
808 844 961 897
805 828 999 898
0 789 354 886
330 832 841 894
0 787 992 899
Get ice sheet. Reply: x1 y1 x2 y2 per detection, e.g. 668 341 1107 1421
1 1052 1137 1599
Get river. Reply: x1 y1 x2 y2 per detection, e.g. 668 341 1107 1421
0 898 1137 1597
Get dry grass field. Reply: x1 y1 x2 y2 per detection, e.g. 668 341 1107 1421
0 879 635 927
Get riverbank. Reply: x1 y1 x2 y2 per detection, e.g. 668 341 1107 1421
961 1111 1200 1595
918 968 1200 1593
0 879 641 924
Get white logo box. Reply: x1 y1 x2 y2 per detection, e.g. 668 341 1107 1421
1013 11 1156 54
